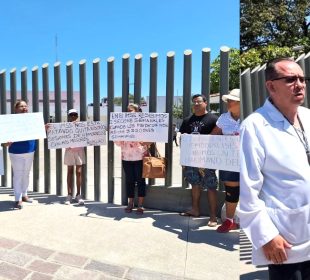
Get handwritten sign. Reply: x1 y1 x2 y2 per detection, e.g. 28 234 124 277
0 112 46 143
47 121 107 149
180 134 240 172
109 112 169 142
0 147 3 175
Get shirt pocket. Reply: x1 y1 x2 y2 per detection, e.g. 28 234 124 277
268 204 310 244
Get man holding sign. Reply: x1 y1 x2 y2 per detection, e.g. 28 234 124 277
179 94 218 227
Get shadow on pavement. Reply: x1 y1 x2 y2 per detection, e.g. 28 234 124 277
240 270 268 280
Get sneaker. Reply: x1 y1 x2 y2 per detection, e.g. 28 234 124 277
64 195 72 205
216 219 238 233
75 195 84 205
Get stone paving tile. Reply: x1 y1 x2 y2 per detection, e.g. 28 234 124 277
0 262 31 280
51 252 88 267
26 260 61 275
85 260 128 278
0 238 20 250
27 272 53 280
54 265 105 280
126 267 186 280
15 244 54 260
0 250 33 267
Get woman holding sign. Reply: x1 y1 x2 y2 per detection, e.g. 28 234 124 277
6 100 36 209
211 89 241 233
114 103 150 215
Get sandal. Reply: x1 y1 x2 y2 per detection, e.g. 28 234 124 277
136 207 144 215
207 219 218 227
125 204 134 213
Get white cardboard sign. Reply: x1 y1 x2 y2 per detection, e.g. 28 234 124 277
109 112 169 142
180 134 240 172
47 121 107 149
0 112 46 143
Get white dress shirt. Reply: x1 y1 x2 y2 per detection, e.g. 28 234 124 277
239 98 310 265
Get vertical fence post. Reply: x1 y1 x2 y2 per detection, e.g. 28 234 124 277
250 66 260 111
240 68 252 120
0 69 7 187
32 66 40 192
79 59 88 199
219 46 230 114
305 53 310 109
107 57 115 203
134 54 142 104
21 67 28 102
54 62 63 196
201 48 211 111
66 61 74 112
165 51 175 187
121 53 130 205
149 52 158 187
182 50 192 188
296 54 308 108
42 63 51 194
93 58 101 201
258 64 267 107
10 68 17 113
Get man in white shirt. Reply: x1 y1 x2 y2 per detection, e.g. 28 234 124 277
239 57 310 280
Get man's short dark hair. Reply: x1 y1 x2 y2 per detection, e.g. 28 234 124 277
265 57 295 81
192 94 207 102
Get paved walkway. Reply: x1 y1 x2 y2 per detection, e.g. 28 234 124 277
0 187 241 280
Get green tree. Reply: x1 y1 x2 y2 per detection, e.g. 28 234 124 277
173 103 183 120
210 48 240 94
241 0 310 53
240 45 294 71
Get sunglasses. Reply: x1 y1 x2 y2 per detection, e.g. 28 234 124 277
271 76 310 84
69 113 78 117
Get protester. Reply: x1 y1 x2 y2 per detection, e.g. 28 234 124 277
239 57 310 279
179 94 218 226
210 89 240 233
6 100 36 209
172 123 179 146
64 109 86 205
114 103 151 215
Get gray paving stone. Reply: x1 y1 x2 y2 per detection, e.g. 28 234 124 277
0 250 33 267
126 267 185 280
0 238 20 250
85 260 128 278
0 262 31 280
28 272 53 280
15 244 54 260
54 265 104 280
26 260 61 275
51 252 88 267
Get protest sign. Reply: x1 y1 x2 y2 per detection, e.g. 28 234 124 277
0 112 46 143
109 112 169 142
180 134 240 172
0 147 3 175
47 121 106 149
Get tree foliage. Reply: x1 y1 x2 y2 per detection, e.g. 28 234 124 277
210 48 240 94
241 0 310 53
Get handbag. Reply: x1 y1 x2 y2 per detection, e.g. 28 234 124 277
142 144 166 178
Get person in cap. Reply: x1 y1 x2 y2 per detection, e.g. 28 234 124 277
239 57 310 279
64 109 86 205
210 89 241 233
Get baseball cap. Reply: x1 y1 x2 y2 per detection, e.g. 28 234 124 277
68 109 78 115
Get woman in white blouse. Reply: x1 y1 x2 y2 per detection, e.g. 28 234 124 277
211 89 240 233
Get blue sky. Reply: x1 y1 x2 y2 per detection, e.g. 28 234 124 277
0 0 239 102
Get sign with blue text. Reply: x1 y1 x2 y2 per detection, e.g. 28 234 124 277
47 121 107 149
180 134 240 172
109 112 169 142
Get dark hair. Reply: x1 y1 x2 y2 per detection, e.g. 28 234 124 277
191 94 207 102
265 57 295 81
14 100 28 109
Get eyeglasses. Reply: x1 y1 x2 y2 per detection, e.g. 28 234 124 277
271 76 309 84
192 101 204 105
